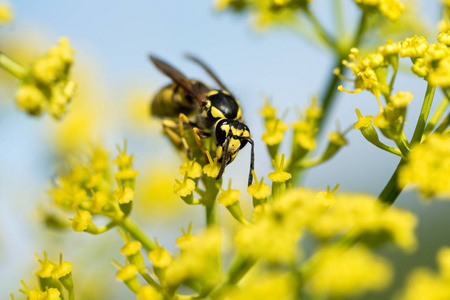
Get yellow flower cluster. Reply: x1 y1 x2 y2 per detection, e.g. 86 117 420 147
397 247 450 300
0 3 12 23
354 0 404 20
215 0 314 28
292 97 322 152
164 227 222 290
235 188 416 266
399 133 450 199
223 272 295 300
17 252 74 300
48 142 139 233
308 245 392 298
338 47 389 108
16 37 76 119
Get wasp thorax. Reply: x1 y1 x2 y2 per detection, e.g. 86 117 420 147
206 90 242 121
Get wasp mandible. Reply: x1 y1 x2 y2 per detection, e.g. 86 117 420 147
149 55 255 186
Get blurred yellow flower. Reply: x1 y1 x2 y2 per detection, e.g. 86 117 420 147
399 134 450 199
308 245 392 298
0 3 12 23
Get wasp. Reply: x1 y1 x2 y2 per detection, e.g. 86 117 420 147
149 55 255 186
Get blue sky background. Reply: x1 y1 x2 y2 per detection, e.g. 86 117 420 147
1 0 449 298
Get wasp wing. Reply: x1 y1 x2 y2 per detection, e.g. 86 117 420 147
149 55 206 105
185 54 232 95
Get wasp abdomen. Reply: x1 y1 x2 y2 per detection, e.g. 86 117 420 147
151 81 209 118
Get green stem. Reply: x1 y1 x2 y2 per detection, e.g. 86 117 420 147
119 217 156 252
410 83 435 145
333 0 345 38
0 51 27 78
423 89 449 136
377 159 406 205
208 254 256 298
203 176 220 227
302 7 337 49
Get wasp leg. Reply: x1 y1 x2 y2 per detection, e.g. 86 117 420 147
162 119 190 158
177 113 212 159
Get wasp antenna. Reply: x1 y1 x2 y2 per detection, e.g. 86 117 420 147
242 137 255 186
216 137 230 180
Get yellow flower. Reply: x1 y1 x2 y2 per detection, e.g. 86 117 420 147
247 176 271 199
217 187 240 206
120 241 142 256
261 118 289 145
0 4 12 23
51 254 73 279
411 57 430 77
116 264 139 282
165 227 222 288
71 210 92 232
377 39 401 56
438 31 450 46
378 0 404 20
397 269 450 300
149 246 173 269
438 247 450 281
90 191 108 213
173 176 196 197
224 272 295 300
113 185 135 204
203 151 221 178
353 109 373 129
308 246 392 298
259 99 277 120
15 85 47 116
180 159 202 179
399 134 450 198
176 223 197 250
399 35 429 58
428 56 450 88
268 154 291 182
390 91 413 108
35 252 54 278
137 285 163 300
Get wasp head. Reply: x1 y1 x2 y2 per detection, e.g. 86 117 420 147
213 119 255 186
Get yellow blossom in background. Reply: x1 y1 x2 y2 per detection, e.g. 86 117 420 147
354 0 404 21
0 3 12 23
397 248 450 300
165 227 222 289
308 245 392 298
261 118 289 145
137 285 163 300
390 91 413 108
399 134 450 199
134 166 182 217
13 37 77 119
428 56 450 88
116 264 139 282
223 272 295 300
149 245 173 269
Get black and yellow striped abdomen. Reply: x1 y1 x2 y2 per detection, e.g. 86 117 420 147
151 81 210 118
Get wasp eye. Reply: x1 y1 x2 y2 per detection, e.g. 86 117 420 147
215 119 229 146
